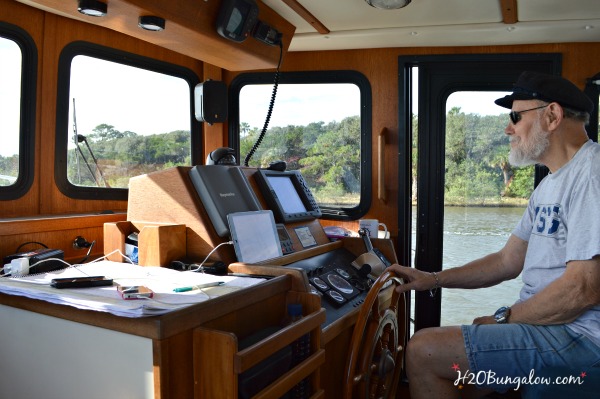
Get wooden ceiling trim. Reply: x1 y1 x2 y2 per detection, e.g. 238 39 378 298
280 0 330 34
499 0 518 24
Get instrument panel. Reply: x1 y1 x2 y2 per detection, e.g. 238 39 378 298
285 247 373 327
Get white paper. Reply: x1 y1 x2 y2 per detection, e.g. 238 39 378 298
0 261 265 317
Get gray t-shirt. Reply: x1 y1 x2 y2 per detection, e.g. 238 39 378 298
512 140 600 346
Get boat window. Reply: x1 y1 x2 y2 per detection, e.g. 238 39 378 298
55 42 200 200
0 23 36 200
0 37 22 188
230 71 372 220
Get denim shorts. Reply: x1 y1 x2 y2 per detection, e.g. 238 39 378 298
461 323 600 396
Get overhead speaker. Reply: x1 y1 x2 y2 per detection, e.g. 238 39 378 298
194 80 228 124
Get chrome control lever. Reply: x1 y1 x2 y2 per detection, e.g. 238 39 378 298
353 228 385 278
358 227 374 253
354 229 391 276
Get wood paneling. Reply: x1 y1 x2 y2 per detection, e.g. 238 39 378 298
17 0 295 71
0 212 126 261
0 0 44 218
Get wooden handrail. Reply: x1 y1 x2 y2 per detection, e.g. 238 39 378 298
0 212 126 236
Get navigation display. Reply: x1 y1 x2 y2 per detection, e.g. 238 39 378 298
254 169 321 223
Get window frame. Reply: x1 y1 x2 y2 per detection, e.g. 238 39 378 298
584 73 600 143
54 41 201 201
229 70 372 220
0 22 37 200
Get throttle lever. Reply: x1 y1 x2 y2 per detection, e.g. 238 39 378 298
358 227 374 253
353 228 385 278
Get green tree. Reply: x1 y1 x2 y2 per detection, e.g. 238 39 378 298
505 165 535 198
443 108 527 204
445 107 467 165
301 116 361 197
240 122 251 137
68 124 192 188
88 124 123 142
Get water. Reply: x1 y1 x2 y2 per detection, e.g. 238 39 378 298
411 206 526 327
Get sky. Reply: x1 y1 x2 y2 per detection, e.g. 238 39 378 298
68 56 190 147
239 83 362 129
447 91 507 116
0 38 21 157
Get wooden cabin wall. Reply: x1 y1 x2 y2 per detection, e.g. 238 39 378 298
0 0 213 261
2 0 599 264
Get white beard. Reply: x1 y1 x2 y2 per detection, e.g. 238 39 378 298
508 118 549 167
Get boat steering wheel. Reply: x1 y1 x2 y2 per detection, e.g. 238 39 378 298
343 269 407 398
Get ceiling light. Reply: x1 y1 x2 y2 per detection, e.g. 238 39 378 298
77 0 107 17
365 0 411 10
138 16 166 31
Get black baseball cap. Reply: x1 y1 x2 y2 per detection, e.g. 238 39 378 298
495 71 593 114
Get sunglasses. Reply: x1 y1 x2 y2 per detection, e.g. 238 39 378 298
509 104 548 125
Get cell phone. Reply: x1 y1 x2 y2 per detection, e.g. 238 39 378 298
117 285 153 300
51 276 113 289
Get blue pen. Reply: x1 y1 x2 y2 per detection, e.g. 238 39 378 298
173 281 224 292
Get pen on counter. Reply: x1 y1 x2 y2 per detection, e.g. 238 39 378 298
173 281 225 292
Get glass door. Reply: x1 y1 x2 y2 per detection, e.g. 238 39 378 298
398 54 560 332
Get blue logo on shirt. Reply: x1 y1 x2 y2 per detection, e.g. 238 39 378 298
534 204 561 236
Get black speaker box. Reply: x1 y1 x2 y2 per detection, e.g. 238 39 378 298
194 80 228 124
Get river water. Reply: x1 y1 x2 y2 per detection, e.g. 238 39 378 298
411 206 527 327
